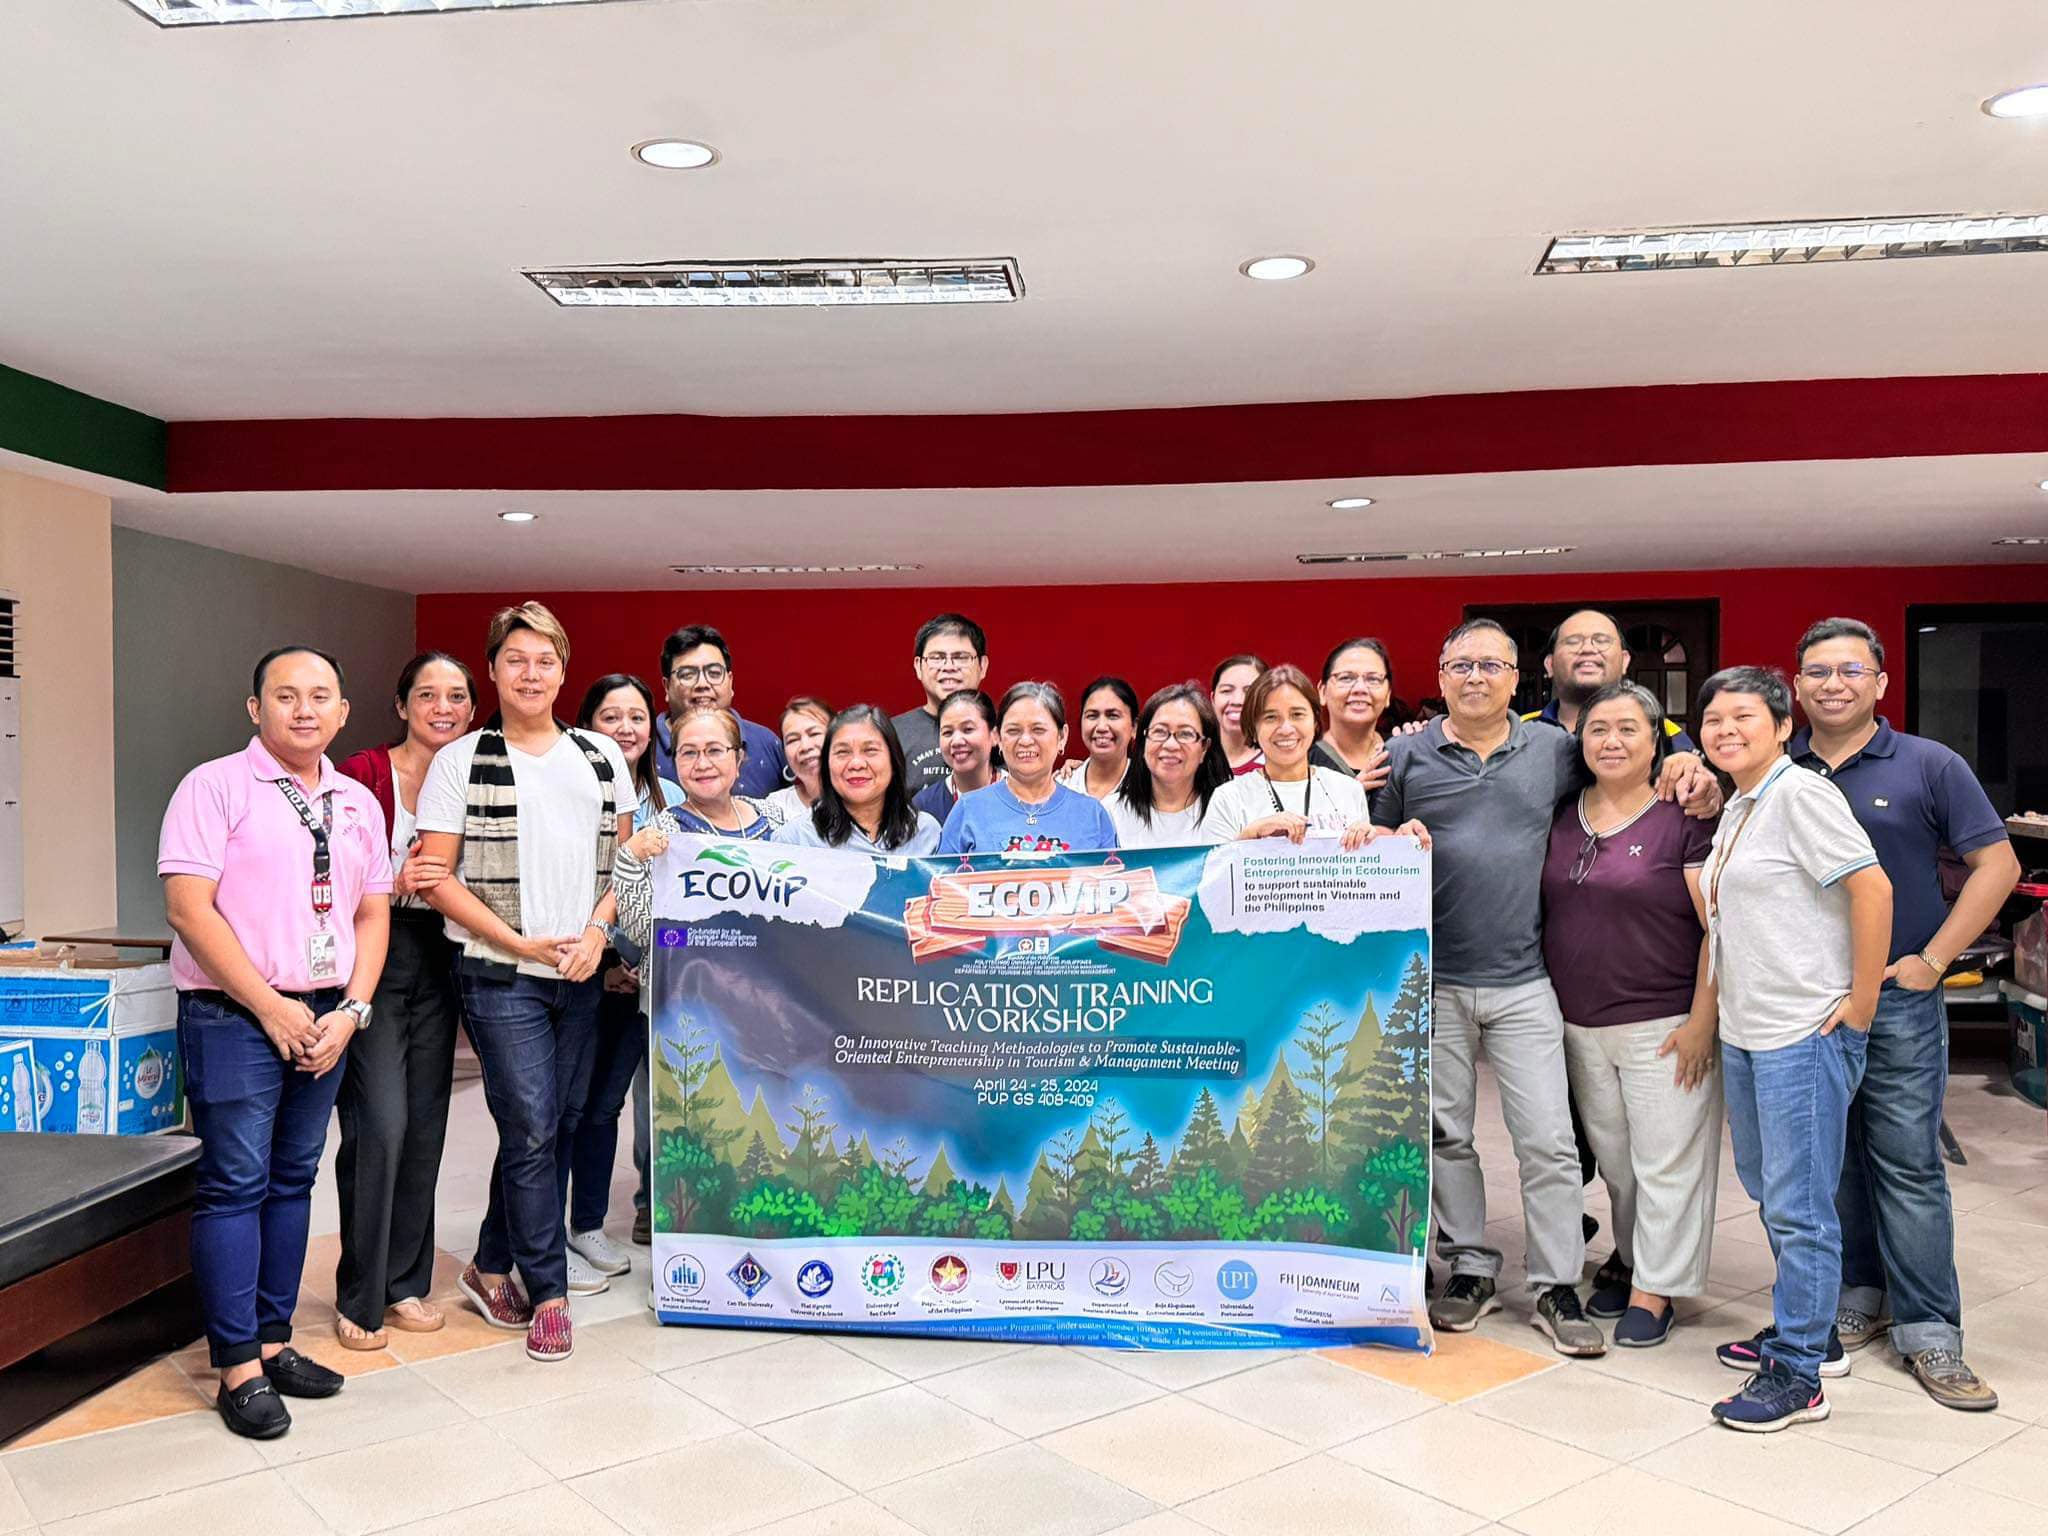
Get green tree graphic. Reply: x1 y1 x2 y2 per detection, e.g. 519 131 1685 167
1247 1073 1315 1196
783 1084 838 1196
1353 955 1430 1149
1176 1088 1227 1173
1129 1132 1165 1197
737 1130 775 1184
1357 1138 1430 1252
1293 1001 1364 1179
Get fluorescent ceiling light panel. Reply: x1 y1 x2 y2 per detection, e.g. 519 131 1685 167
120 0 622 24
1539 214 2048 273
1992 536 2047 547
529 261 1023 308
671 563 925 576
1296 547 1575 565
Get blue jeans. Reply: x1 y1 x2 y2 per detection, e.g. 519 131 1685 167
1837 982 1962 1354
567 971 645 1233
1723 1025 1869 1389
458 965 600 1305
178 988 346 1368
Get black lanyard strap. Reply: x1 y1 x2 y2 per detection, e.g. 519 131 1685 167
1263 770 1313 822
275 777 336 916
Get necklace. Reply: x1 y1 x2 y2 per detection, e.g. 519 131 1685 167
1001 780 1055 825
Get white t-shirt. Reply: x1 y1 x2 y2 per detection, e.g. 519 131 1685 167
389 796 423 910
1200 767 1369 843
1106 795 1209 849
761 785 811 827
416 727 635 977
1057 758 1129 801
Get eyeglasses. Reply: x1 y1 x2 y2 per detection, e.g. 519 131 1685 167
670 664 729 685
673 744 734 765
1558 633 1618 653
1328 671 1389 690
1798 663 1878 682
1568 832 1600 885
920 651 980 667
1146 728 1205 746
1441 658 1515 679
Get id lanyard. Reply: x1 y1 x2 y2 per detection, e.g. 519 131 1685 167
1263 771 1313 823
275 777 337 925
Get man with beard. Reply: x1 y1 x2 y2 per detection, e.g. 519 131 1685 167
1526 609 1697 751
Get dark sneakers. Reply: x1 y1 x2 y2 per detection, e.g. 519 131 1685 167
1428 1273 1500 1332
217 1377 291 1439
1714 1363 1830 1432
1613 1304 1674 1348
1533 1284 1607 1356
262 1346 345 1398
1586 1254 1632 1319
1716 1324 1848 1379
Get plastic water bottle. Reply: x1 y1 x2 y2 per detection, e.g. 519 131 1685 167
9 1057 30 1131
77 1040 107 1134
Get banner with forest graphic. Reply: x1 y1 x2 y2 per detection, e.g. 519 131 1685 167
645 833 1432 1350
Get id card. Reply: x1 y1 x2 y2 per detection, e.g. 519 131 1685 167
307 930 340 983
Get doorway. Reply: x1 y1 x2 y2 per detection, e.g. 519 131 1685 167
1470 600 1720 721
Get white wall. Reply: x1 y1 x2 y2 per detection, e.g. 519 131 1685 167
0 469 117 935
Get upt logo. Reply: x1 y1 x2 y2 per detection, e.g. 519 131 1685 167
677 846 810 907
1216 1260 1259 1300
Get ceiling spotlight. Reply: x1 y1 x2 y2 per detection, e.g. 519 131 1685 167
497 510 539 523
1241 255 1314 281
1327 496 1375 510
633 139 719 170
1984 85 2048 120
2037 479 2048 492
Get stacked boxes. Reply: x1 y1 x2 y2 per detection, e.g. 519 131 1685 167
0 959 183 1135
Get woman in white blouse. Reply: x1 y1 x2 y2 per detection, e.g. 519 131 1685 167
1109 683 1233 847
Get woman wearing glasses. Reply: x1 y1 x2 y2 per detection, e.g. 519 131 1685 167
621 707 774 861
1310 638 1395 781
1109 683 1233 847
938 682 1119 853
1540 680 1721 1349
775 705 941 854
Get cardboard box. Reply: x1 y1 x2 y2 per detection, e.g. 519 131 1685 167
2015 910 2048 998
0 959 175 1036
0 1038 38 1131
5 1026 183 1135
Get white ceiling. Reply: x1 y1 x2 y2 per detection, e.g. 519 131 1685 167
112 454 2048 592
7 0 2048 420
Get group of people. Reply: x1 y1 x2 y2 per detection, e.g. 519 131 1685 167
158 599 2021 1441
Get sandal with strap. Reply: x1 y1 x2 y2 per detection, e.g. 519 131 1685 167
384 1297 444 1334
336 1315 388 1351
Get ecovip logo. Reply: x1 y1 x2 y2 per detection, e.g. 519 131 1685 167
905 864 1191 962
995 1259 1067 1292
860 1253 907 1299
1089 1258 1130 1297
1216 1259 1259 1301
727 1252 773 1300
678 846 810 907
663 1253 707 1300
795 1259 835 1300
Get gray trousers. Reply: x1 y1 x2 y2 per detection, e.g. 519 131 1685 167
1563 1014 1722 1296
1432 977 1585 1291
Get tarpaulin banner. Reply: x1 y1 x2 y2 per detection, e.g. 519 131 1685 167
647 834 1432 1350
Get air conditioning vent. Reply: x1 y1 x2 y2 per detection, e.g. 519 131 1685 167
1538 214 2048 274
1296 547 1575 565
529 260 1024 308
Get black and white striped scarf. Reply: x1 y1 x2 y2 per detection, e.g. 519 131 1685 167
459 720 618 964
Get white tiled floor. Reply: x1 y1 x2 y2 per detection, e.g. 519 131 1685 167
5 1058 2045 1536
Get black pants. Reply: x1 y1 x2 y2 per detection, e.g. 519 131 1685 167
334 909 459 1330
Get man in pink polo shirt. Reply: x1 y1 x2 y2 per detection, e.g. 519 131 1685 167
159 645 391 1441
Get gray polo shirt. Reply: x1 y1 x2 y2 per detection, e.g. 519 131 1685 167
1372 714 1580 986
1705 756 1880 1053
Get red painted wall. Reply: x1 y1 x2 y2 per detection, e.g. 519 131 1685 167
416 565 2043 733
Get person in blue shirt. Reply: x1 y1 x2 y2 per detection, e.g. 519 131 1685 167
651 624 787 799
1526 608 1698 753
939 682 1118 854
1790 618 2020 1412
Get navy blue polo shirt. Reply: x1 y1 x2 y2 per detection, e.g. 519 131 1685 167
1789 718 2008 962
1527 698 1699 755
653 710 789 800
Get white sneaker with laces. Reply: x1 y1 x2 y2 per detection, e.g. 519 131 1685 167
569 1227 634 1276
566 1251 612 1295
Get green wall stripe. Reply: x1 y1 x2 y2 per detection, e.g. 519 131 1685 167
0 363 166 490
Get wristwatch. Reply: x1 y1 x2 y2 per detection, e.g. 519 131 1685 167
339 998 373 1030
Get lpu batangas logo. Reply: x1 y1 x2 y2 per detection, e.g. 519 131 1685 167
906 863 1191 964
675 845 809 907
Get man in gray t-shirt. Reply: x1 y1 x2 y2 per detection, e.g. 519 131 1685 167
891 613 989 795
1374 619 1719 1355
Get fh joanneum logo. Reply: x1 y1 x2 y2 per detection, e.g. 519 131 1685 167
906 863 1192 964
676 845 810 906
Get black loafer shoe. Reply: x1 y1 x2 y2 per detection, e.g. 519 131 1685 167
262 1346 345 1398
1614 1304 1675 1348
217 1377 291 1439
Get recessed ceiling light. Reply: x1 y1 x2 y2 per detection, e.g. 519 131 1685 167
1992 536 2048 547
120 0 620 24
497 510 539 523
670 563 925 576
2037 479 2048 492
528 260 1023 307
633 140 718 170
1539 214 2048 273
1327 496 1375 510
1241 255 1314 281
1296 546 1575 565
1984 85 2048 120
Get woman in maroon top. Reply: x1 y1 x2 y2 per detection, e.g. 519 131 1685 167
1541 680 1721 1348
332 652 473 1349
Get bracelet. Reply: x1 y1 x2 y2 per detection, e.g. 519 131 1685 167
1916 949 1948 975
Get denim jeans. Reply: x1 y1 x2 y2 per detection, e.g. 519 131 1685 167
1837 982 1962 1354
566 970 645 1234
1724 1025 1868 1389
179 987 346 1368
631 1052 651 1216
458 965 600 1305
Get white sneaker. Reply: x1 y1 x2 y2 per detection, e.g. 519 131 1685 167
569 1227 633 1276
566 1251 611 1295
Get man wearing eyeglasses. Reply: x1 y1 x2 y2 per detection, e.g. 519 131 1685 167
652 624 787 799
892 613 990 794
1375 618 1721 1357
1789 617 2019 1412
1527 608 1697 751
